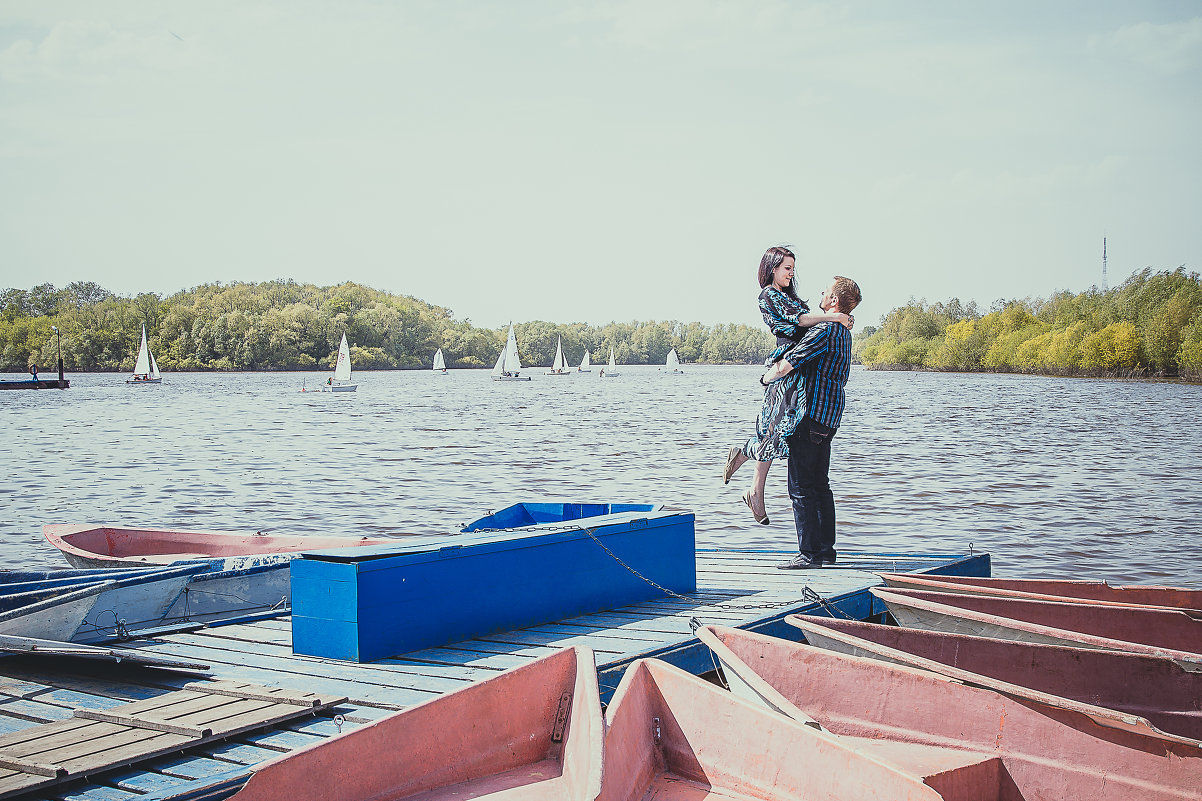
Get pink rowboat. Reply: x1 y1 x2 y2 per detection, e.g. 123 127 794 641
697 624 1202 800
598 658 944 801
787 613 1202 745
873 586 1202 670
43 524 395 569
230 646 603 801
877 572 1202 614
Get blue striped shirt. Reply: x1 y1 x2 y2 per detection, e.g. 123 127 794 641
780 321 852 433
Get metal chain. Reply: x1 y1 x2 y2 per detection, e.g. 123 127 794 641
579 526 853 615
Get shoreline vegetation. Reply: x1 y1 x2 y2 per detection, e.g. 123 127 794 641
852 268 1202 383
1 280 775 372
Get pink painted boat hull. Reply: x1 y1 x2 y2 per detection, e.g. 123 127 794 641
43 524 395 569
874 586 1202 668
230 646 603 801
877 572 1202 613
698 624 1202 800
787 613 1202 744
599 658 944 800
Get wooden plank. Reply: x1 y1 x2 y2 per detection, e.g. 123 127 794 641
50 784 141 801
0 681 347 799
183 680 341 708
0 753 65 777
73 709 210 739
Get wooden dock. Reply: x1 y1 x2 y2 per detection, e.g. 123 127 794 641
0 548 987 800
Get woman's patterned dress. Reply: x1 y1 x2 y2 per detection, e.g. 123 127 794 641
741 286 812 462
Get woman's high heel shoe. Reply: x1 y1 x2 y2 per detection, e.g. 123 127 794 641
741 489 769 525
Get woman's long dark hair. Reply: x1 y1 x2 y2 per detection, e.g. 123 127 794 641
757 246 801 301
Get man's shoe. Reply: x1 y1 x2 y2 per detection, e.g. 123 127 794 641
820 551 837 565
777 554 821 570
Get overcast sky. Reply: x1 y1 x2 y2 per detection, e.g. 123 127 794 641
2 1 1199 329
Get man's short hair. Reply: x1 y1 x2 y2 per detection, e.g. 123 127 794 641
832 276 861 313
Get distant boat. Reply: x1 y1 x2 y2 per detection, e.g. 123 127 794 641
432 348 446 373
665 348 683 374
578 349 591 373
492 324 531 381
599 346 620 378
126 325 162 385
321 333 357 392
546 336 569 375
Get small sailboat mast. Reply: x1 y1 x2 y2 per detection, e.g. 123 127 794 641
127 324 163 384
433 349 446 372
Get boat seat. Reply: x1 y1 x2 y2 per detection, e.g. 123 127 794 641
152 553 212 564
844 737 1017 801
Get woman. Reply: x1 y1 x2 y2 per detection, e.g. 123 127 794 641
724 246 851 524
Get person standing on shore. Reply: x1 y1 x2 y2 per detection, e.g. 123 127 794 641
723 246 851 525
757 276 861 569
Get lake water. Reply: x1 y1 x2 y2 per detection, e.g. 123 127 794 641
3 366 1201 586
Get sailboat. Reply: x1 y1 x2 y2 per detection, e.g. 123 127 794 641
545 336 569 376
432 348 447 374
321 334 358 392
599 346 620 378
578 348 591 373
492 324 531 381
665 347 683 374
126 325 162 385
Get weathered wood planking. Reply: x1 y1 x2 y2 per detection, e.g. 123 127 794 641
0 681 345 799
2 548 986 801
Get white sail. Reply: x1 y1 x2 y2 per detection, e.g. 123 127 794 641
133 325 151 376
552 337 565 372
580 350 590 370
491 344 506 377
433 349 445 371
608 346 616 370
333 334 353 382
504 324 523 371
149 350 160 380
666 348 680 371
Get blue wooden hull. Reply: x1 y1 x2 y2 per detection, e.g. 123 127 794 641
461 501 665 532
293 508 696 662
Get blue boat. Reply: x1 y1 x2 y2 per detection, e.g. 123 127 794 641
293 502 692 662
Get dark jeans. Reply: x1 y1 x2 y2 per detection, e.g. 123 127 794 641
786 420 836 563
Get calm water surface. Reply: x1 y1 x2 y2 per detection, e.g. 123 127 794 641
3 366 1200 586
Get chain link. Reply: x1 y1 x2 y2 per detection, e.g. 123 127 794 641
578 526 852 616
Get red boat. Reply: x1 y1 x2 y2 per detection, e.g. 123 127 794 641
788 613 1202 744
598 658 943 800
43 524 396 569
230 646 603 800
877 572 1202 614
697 624 1202 799
873 586 1202 668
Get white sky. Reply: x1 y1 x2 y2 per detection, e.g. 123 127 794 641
2 1 1199 329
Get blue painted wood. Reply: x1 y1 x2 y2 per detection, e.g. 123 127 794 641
0 715 38 734
11 546 990 801
461 502 664 531
51 783 142 801
292 510 696 661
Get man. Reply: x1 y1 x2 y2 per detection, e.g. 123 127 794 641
760 276 862 570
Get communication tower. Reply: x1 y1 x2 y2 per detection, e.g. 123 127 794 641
1102 236 1108 292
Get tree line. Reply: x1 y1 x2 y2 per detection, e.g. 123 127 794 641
852 267 1202 382
0 280 775 372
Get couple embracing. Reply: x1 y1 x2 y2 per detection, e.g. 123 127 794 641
724 246 862 570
